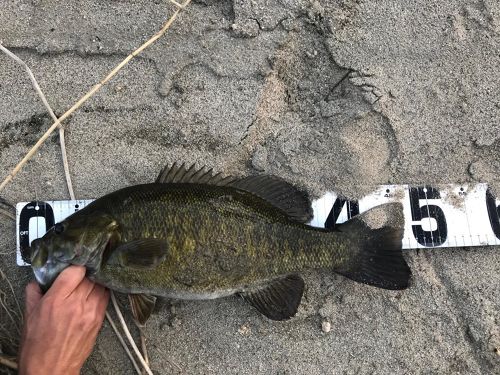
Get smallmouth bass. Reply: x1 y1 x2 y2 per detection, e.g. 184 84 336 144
30 163 411 322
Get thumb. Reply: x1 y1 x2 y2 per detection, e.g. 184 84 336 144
25 282 42 316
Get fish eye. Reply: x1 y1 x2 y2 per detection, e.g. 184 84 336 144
54 223 65 234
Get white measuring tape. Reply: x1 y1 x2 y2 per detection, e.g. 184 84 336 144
16 183 500 266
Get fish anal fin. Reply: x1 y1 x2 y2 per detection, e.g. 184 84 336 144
156 163 312 223
239 274 304 321
129 293 157 326
111 239 168 269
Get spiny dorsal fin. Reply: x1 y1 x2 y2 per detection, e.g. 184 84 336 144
129 293 157 326
156 162 237 186
239 274 305 321
156 163 312 223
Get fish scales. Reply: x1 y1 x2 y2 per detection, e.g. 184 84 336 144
29 164 411 321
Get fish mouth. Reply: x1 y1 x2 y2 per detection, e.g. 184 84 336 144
31 239 70 293
33 259 70 292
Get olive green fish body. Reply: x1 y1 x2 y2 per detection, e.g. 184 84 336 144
89 183 348 298
30 165 411 321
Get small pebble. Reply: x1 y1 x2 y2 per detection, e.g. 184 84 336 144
238 324 251 335
322 320 331 333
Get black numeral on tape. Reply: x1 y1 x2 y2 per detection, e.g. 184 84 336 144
325 198 359 229
18 201 55 263
409 186 448 247
486 188 500 240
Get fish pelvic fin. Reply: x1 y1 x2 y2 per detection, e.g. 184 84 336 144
335 203 411 290
239 274 304 321
129 293 157 326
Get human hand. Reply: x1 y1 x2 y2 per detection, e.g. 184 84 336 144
18 266 109 375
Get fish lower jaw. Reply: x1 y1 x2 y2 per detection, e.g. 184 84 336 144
33 259 70 291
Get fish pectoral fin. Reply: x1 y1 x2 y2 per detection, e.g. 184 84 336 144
129 293 157 326
112 239 168 269
239 274 305 321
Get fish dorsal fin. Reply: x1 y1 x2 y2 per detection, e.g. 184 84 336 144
110 239 168 269
156 163 312 223
229 175 312 223
239 274 305 321
156 162 236 186
129 293 157 326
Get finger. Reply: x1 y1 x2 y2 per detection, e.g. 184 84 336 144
25 282 42 316
72 277 97 300
45 265 86 299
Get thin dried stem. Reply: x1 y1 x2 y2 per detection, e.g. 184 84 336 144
106 311 142 375
57 127 75 199
0 198 15 221
110 292 153 375
0 269 22 324
0 2 190 193
137 318 182 373
0 208 15 221
0 293 19 336
0 43 75 200
0 44 57 122
168 0 185 9
0 354 17 370
139 327 149 369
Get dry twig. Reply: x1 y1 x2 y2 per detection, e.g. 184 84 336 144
0 269 22 325
58 127 74 199
0 0 191 193
0 198 15 221
0 354 17 370
111 292 153 375
0 293 19 337
139 327 150 371
0 43 75 200
106 311 142 375
168 0 186 9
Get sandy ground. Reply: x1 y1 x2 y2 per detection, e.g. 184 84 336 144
0 0 499 373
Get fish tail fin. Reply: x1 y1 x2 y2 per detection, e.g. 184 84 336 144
335 203 411 290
